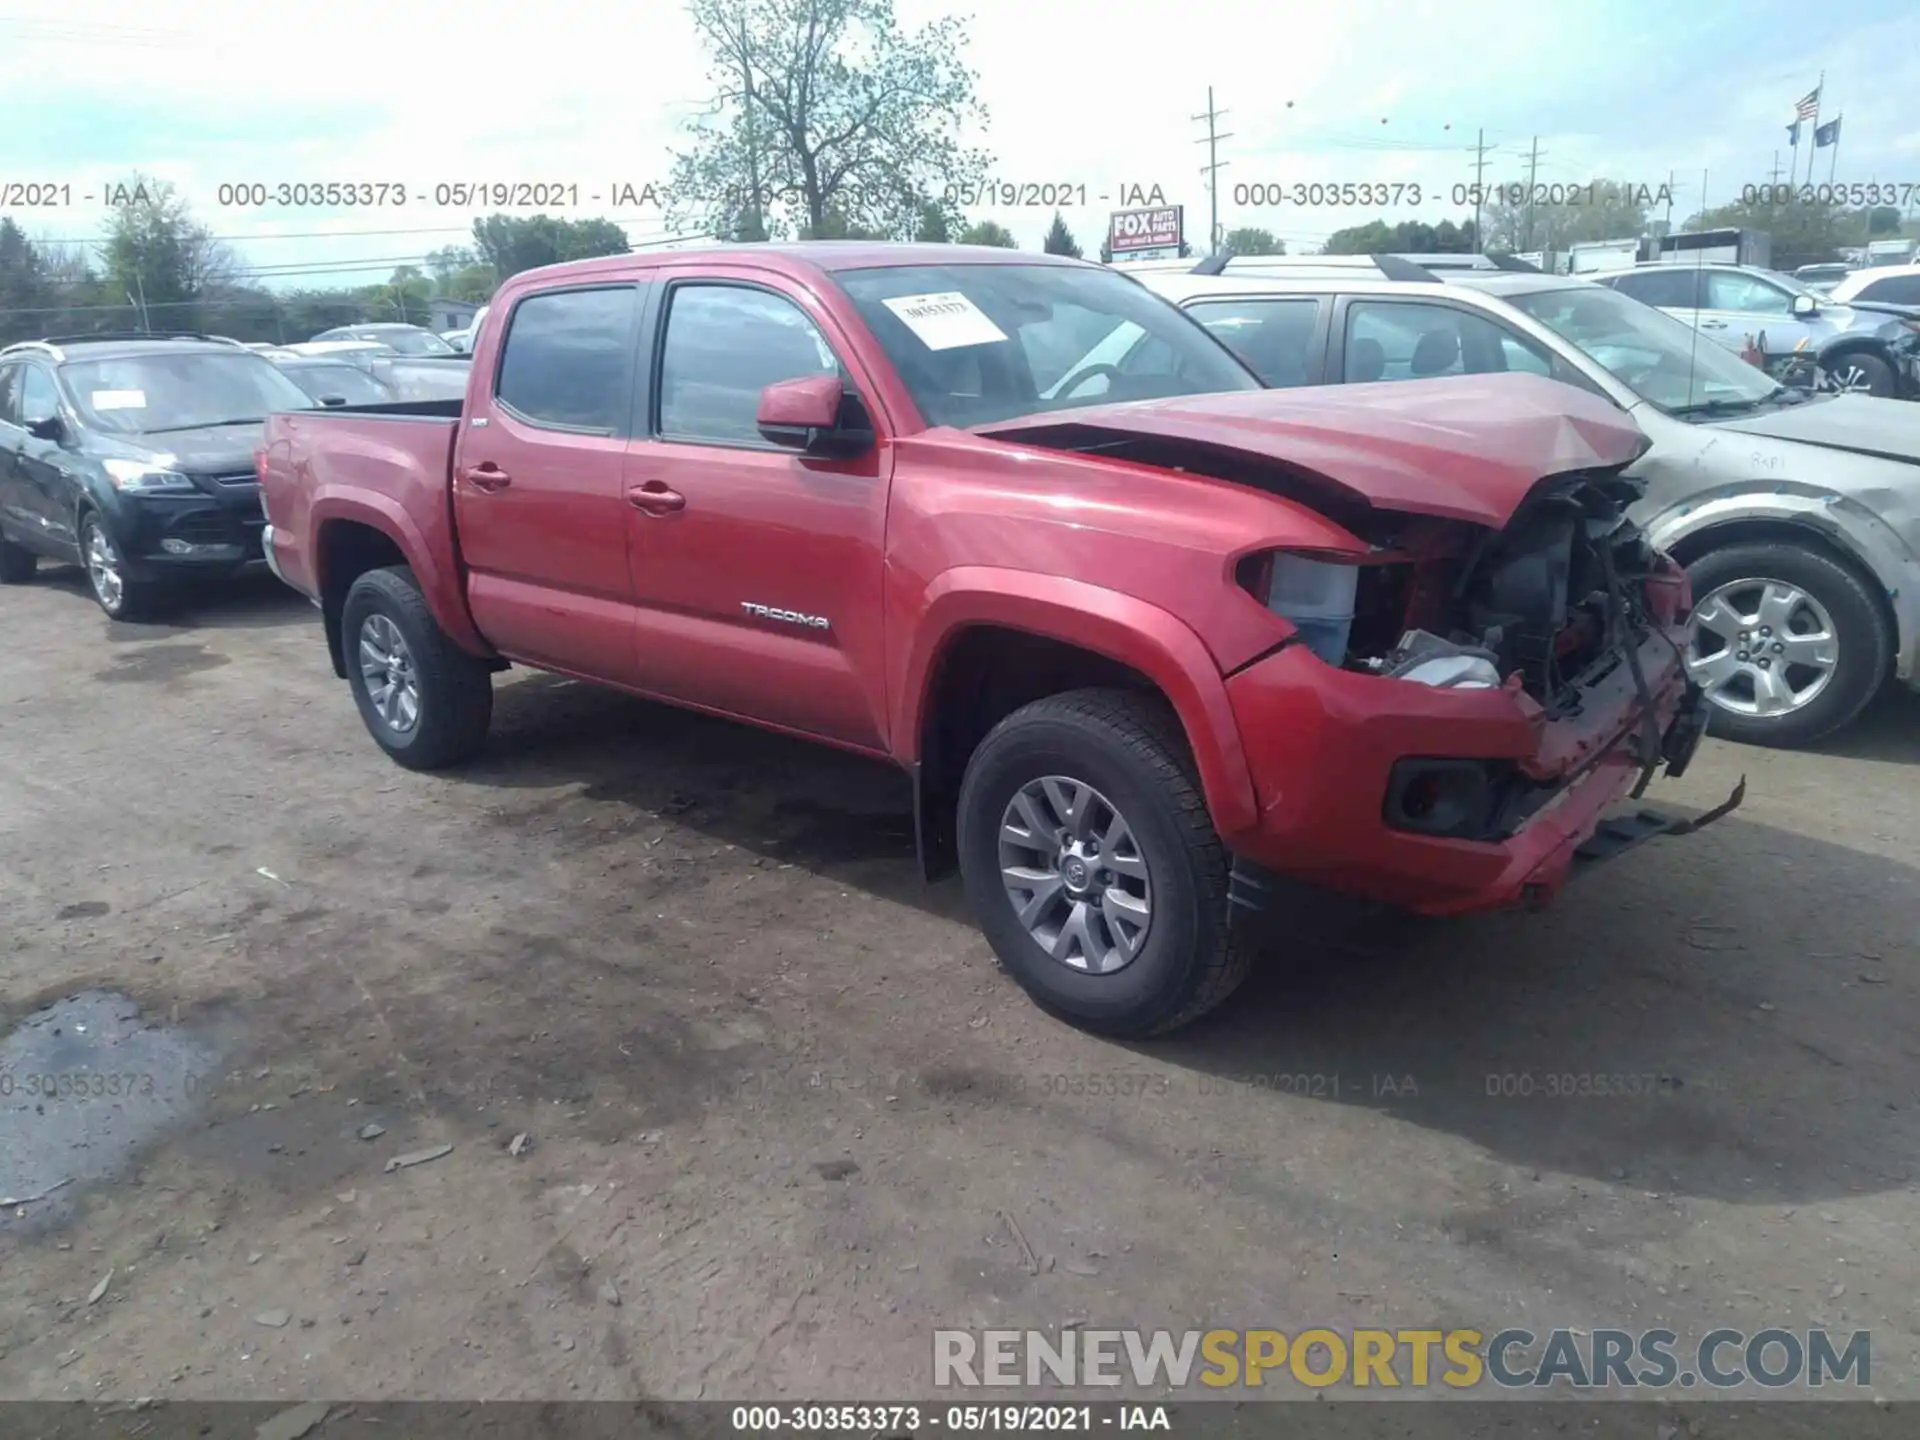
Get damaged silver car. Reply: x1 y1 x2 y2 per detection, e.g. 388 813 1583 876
1117 260 1920 748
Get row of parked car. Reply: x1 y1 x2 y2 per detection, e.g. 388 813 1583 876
2 249 1915 754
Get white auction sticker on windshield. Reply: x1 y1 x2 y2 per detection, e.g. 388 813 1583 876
881 292 1008 351
91 389 147 410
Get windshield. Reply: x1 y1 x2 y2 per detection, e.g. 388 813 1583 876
281 363 394 405
834 263 1259 428
60 352 318 434
374 328 457 356
1505 285 1784 414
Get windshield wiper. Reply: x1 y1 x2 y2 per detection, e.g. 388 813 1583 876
1666 396 1774 419
141 417 269 433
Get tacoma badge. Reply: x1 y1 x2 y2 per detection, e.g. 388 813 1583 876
741 601 830 630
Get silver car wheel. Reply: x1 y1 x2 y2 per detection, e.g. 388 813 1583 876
86 523 125 612
1824 362 1874 395
998 775 1152 975
358 613 422 735
1686 578 1839 719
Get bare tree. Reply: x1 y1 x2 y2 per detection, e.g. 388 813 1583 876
667 0 991 241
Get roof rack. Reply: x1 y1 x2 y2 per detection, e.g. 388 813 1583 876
1183 251 1543 284
32 330 241 347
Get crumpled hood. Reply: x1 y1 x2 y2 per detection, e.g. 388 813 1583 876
976 372 1650 528
1706 395 1920 467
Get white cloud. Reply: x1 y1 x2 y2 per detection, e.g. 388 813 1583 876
6 0 1918 274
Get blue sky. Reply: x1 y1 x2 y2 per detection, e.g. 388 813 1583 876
2 0 1917 290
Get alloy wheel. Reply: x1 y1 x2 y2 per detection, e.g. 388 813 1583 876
86 523 125 612
1686 578 1839 720
358 613 422 734
997 775 1153 974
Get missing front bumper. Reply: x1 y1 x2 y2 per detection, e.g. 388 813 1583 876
1567 774 1747 881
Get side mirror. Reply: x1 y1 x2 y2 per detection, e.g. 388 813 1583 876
26 414 64 442
320 395 349 407
1791 294 1817 318
756 374 873 457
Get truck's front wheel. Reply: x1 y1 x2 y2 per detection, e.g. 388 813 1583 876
341 565 493 770
956 688 1254 1038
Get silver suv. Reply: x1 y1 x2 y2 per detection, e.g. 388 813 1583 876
1084 254 1920 748
1594 261 1920 400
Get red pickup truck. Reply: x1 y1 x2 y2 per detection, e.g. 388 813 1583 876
257 242 1735 1037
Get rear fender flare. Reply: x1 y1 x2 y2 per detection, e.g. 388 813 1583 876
311 491 491 663
896 566 1260 837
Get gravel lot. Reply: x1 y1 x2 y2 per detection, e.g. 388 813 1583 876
1 567 1916 1421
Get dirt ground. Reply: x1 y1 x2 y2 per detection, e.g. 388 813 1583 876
2 567 1917 1418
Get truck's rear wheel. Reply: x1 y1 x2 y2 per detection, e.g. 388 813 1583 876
956 688 1254 1038
341 565 493 770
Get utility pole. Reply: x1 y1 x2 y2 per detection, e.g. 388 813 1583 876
1193 87 1232 253
1470 128 1492 251
1522 135 1547 251
1767 153 1785 185
1664 168 1676 237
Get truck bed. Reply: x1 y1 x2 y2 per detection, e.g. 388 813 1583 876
259 404 468 639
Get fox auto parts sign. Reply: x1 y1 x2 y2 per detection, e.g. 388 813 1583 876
1109 205 1183 257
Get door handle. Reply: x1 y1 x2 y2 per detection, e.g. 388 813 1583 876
462 464 511 492
627 481 685 515
1700 320 1728 329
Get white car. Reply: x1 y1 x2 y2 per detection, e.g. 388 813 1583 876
1084 256 1920 748
1826 263 1920 309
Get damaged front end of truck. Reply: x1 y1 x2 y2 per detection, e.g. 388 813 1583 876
980 373 1745 916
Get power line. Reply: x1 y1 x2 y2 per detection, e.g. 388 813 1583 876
1193 87 1233 254
1469 128 1493 245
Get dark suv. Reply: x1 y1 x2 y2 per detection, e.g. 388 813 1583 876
0 333 319 619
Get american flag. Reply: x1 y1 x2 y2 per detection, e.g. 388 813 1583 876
1794 87 1821 119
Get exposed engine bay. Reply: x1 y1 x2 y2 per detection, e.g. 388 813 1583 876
1242 469 1675 716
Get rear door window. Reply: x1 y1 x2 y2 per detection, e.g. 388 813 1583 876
1856 274 1920 305
495 285 643 434
0 364 21 428
1343 301 1527 382
1608 269 1700 309
1184 298 1324 387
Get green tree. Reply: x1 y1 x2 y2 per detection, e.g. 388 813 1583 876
958 220 1017 248
915 199 952 243
0 219 54 345
99 174 237 331
797 210 890 240
1220 226 1282 256
1042 212 1082 258
1322 218 1477 255
666 0 991 241
1685 195 1848 270
1098 236 1113 263
470 214 630 282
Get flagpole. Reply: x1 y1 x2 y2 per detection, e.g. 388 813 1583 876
1828 114 1840 185
1804 71 1823 188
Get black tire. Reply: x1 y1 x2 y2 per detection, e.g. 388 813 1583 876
1684 542 1891 749
1824 351 1896 398
956 687 1255 1038
78 512 160 621
0 533 36 584
340 565 493 770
